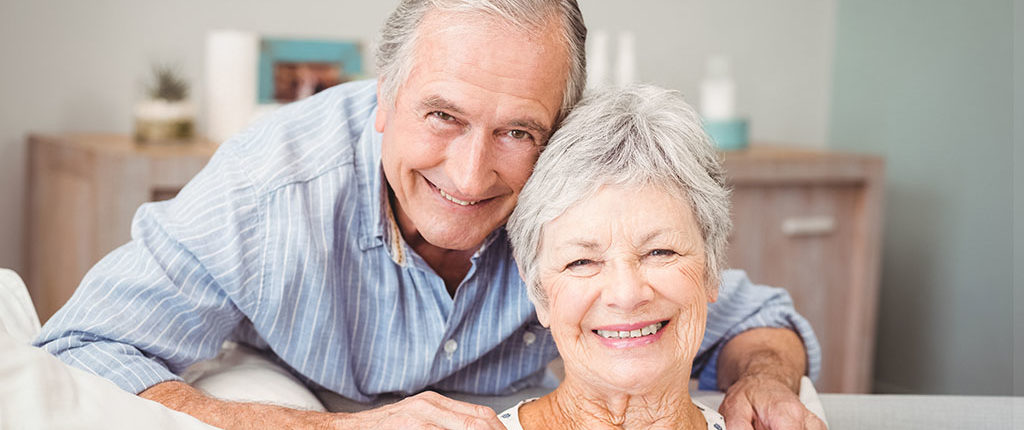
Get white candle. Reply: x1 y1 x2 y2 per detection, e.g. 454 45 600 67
700 55 736 121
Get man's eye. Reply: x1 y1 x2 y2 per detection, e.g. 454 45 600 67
507 129 532 140
430 111 455 121
649 249 676 257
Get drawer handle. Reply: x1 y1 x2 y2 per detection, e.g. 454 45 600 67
781 216 836 237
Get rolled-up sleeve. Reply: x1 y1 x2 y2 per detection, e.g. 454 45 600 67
691 270 822 390
33 143 263 395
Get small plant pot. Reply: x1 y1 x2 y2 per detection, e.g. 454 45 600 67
134 99 195 143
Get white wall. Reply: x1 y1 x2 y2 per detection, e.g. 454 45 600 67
0 0 837 276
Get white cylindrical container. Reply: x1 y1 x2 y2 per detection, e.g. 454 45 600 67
700 55 736 121
205 30 259 144
614 31 636 87
587 30 610 89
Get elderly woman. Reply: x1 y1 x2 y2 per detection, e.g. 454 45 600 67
503 84 732 429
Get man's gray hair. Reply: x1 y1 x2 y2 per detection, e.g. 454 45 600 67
507 84 732 311
375 0 586 125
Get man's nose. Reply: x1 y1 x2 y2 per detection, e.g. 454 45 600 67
601 262 654 312
446 130 495 196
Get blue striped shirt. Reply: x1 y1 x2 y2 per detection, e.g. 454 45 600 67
35 80 820 400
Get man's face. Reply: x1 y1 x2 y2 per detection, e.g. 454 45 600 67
375 11 569 252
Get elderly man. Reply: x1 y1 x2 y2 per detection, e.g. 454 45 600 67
36 0 821 429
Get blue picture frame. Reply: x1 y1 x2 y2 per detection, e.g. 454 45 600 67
257 37 363 104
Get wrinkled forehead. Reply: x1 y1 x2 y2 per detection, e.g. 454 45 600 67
401 9 568 125
538 183 701 254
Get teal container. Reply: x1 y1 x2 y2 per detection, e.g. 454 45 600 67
704 118 749 150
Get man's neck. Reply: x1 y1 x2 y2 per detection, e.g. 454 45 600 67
388 192 476 297
519 376 707 430
402 233 475 297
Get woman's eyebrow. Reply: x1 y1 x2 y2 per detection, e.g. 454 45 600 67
557 239 601 251
637 229 671 246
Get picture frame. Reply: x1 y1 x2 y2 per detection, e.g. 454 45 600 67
257 37 364 104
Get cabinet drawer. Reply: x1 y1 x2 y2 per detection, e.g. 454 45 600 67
728 183 866 392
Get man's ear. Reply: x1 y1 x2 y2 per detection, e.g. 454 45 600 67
374 82 389 133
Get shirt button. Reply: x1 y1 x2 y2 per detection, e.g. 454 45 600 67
444 339 458 354
523 331 536 346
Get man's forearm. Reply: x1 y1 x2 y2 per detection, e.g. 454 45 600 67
141 381 506 430
140 381 331 430
716 327 807 392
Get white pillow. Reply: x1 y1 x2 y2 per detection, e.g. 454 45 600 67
0 268 219 429
0 268 41 344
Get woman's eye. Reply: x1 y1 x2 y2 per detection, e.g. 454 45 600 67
567 259 592 268
564 258 600 276
649 249 676 257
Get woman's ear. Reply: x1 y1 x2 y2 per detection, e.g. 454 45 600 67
374 82 389 133
520 268 551 327
706 281 718 303
536 303 550 328
704 270 719 303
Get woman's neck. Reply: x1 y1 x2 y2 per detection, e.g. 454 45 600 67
519 376 707 430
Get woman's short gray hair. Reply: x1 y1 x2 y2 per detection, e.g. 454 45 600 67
507 84 732 311
375 0 586 124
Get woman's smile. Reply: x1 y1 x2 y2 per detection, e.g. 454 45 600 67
592 319 670 349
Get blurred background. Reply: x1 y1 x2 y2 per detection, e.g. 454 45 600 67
0 0 1019 397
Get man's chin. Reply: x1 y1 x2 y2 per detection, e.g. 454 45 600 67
421 229 492 252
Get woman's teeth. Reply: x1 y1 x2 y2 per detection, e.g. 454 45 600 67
439 188 478 206
595 321 665 339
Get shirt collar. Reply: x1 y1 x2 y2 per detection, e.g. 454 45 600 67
355 105 388 252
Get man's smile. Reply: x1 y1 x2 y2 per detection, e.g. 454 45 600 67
422 174 496 207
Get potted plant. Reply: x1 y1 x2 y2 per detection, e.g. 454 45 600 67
134 64 195 143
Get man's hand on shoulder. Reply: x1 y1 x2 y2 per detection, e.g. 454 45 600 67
716 327 826 430
719 373 826 430
141 381 504 430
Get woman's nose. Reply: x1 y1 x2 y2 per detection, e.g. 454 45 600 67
600 262 654 312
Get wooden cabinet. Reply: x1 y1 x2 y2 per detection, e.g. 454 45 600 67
25 133 217 323
722 146 884 393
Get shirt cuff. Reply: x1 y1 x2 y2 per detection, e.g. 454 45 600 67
48 339 183 395
696 305 822 391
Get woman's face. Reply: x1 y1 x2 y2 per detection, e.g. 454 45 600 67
536 183 716 393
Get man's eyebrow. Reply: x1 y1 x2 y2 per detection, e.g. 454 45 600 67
508 118 552 138
419 95 552 137
419 96 465 116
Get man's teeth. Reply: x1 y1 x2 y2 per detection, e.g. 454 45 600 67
439 188 478 206
596 322 664 339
